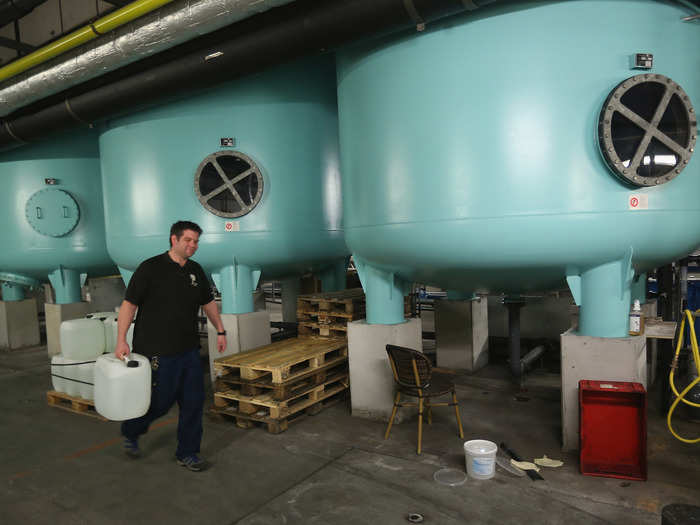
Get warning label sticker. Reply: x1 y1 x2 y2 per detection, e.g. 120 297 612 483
224 221 240 232
628 194 648 210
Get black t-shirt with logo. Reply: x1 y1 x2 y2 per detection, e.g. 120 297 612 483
125 252 214 357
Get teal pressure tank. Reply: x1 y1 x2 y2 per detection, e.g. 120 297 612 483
0 131 115 303
100 56 347 313
337 0 699 336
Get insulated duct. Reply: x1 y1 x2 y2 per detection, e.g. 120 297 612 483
0 0 295 116
0 0 498 150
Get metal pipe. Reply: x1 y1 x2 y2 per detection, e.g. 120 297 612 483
0 0 176 84
0 0 295 115
506 301 524 380
520 345 545 374
0 0 494 150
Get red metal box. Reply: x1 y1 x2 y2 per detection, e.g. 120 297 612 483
579 380 647 481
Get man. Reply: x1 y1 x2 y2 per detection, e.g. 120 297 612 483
115 220 227 472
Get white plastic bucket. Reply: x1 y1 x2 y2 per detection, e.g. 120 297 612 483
464 439 497 480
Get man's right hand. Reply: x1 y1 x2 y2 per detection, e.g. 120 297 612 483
115 341 130 360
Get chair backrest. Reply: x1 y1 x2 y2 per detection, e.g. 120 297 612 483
386 344 431 389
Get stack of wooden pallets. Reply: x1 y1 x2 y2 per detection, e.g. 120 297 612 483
297 288 411 337
212 336 348 433
297 288 366 337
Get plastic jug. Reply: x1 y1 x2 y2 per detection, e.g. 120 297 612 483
61 318 105 360
102 318 135 354
86 312 118 353
94 353 151 421
51 354 96 400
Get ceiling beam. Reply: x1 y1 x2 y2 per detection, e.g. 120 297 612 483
100 0 132 6
0 35 35 53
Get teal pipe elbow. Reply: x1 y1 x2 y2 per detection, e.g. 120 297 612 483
1 282 26 302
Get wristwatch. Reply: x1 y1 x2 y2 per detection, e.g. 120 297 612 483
217 330 226 336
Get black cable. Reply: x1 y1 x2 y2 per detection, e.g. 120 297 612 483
50 360 96 366
50 373 94 386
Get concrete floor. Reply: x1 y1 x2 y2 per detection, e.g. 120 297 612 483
1 343 699 525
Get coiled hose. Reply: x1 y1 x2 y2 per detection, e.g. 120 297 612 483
667 309 700 443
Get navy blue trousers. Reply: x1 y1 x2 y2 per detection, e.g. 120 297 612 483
121 348 204 458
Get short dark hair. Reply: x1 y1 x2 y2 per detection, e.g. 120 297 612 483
169 220 202 247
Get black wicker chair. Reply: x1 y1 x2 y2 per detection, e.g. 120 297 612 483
385 344 464 454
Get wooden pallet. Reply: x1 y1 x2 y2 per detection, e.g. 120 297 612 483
297 288 366 317
298 321 351 337
297 288 411 337
213 336 347 384
217 359 348 401
211 386 349 434
46 391 106 421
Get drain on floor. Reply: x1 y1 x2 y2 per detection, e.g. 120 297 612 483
407 513 424 523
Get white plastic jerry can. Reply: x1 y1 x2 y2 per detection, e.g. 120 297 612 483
94 353 151 421
60 318 106 360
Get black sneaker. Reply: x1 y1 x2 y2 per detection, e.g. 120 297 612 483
123 437 140 459
176 454 205 472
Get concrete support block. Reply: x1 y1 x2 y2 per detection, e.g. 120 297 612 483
561 329 646 451
435 297 488 372
0 299 40 350
207 310 271 386
347 317 422 421
45 302 91 357
85 276 125 313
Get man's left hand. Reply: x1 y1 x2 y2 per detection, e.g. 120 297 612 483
217 334 227 353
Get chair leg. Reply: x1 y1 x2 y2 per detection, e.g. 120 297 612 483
384 391 401 440
417 396 424 455
427 404 432 425
452 390 464 439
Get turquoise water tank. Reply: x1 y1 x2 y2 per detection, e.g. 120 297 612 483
337 0 699 336
100 56 347 313
0 131 115 303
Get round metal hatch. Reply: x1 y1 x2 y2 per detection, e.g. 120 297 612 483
194 151 264 218
25 188 80 237
598 74 696 187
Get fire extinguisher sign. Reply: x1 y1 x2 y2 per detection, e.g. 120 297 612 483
628 194 648 210
224 221 240 232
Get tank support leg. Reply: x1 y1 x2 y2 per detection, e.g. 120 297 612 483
319 256 349 293
213 260 261 315
48 267 84 304
281 277 300 323
354 255 407 325
566 250 634 337
118 267 134 288
1 282 25 302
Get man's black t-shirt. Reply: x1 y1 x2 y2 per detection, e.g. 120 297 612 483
125 252 213 357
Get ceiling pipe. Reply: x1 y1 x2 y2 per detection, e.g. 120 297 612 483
1 0 696 151
0 0 296 116
0 0 46 26
0 0 176 84
0 0 499 150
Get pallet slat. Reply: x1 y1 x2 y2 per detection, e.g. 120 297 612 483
214 336 347 383
46 391 106 421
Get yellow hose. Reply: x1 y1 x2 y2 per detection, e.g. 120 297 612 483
667 309 700 443
0 0 174 83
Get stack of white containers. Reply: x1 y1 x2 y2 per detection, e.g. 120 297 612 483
51 318 105 400
50 313 134 401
